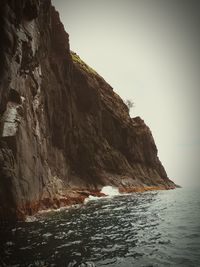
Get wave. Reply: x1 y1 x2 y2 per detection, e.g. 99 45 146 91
100 186 120 196
84 186 121 204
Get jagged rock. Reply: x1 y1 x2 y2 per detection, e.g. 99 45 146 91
0 0 176 220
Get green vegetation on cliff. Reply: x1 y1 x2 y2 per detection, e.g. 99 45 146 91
71 51 98 76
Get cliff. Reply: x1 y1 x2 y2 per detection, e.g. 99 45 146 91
0 0 176 220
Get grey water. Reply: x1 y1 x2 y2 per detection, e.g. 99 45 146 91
0 187 200 267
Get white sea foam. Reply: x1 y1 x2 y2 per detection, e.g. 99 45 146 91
100 186 120 196
84 195 100 204
25 216 38 222
84 186 120 204
37 206 68 215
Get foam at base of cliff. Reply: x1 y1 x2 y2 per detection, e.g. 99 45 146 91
100 186 120 196
84 186 121 203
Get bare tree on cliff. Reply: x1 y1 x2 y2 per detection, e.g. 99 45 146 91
125 99 134 112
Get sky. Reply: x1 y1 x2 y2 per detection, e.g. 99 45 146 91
52 0 200 187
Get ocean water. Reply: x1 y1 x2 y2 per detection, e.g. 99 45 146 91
0 187 200 267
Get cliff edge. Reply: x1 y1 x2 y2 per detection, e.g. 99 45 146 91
0 0 176 220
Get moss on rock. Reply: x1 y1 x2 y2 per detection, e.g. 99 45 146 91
71 51 98 76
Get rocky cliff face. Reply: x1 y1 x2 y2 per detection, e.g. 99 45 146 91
0 0 176 220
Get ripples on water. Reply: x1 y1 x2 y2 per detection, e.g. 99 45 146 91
0 187 200 267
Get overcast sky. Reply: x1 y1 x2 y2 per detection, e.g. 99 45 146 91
52 0 200 187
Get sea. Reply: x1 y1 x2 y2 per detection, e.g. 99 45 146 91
0 186 200 267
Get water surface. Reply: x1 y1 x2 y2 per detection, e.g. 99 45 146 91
0 187 200 266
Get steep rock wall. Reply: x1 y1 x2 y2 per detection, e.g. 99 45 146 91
0 0 176 220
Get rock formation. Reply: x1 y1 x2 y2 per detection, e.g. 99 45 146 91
0 0 176 220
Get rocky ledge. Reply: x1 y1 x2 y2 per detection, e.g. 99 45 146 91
0 0 176 221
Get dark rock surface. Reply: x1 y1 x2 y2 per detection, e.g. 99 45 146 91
0 0 176 220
